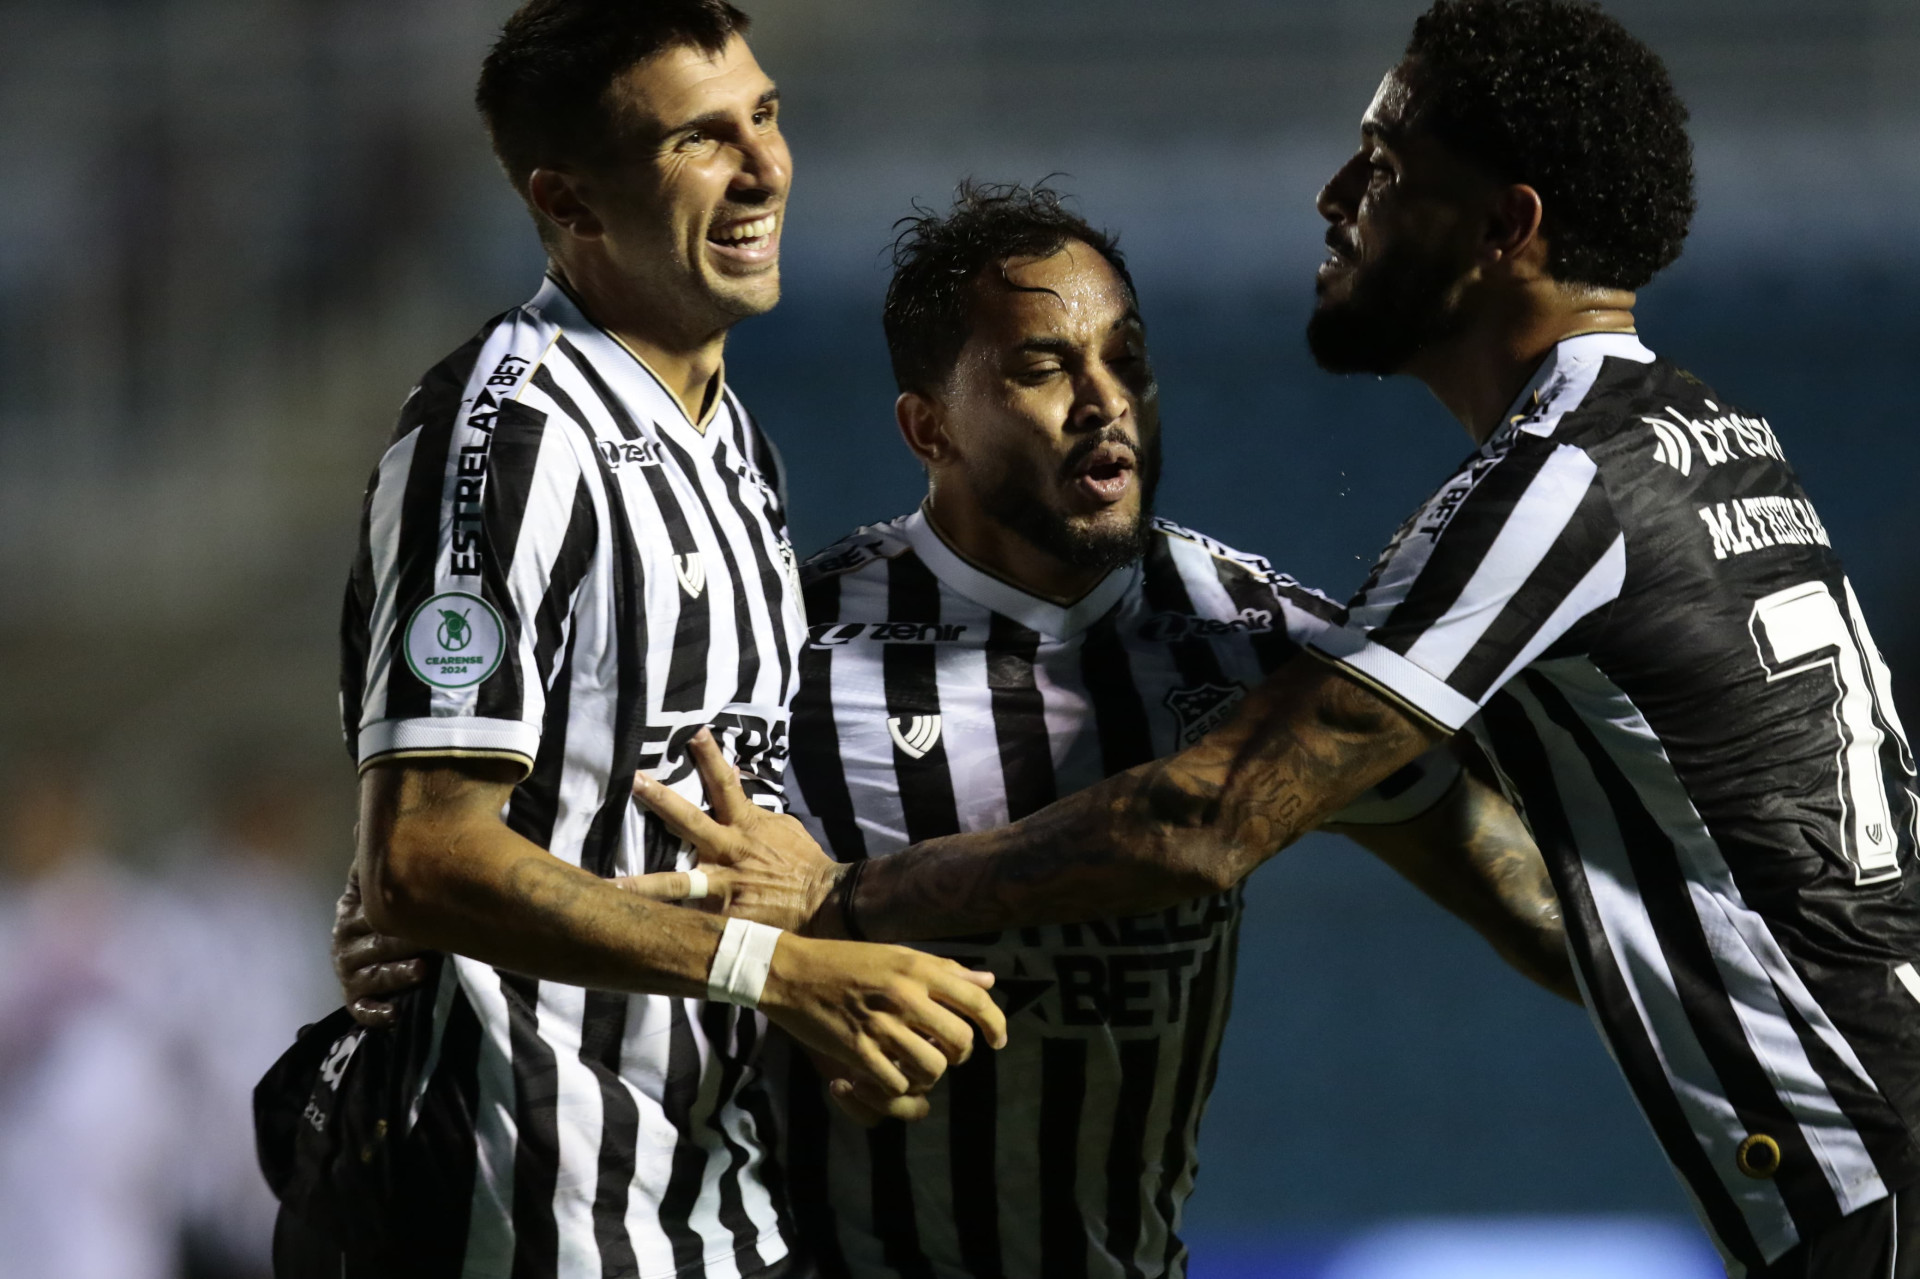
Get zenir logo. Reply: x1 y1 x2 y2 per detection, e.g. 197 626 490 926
674 552 705 598
888 714 943 760
1646 416 1694 476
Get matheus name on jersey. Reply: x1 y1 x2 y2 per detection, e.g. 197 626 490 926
1312 332 1920 1274
778 510 1456 1279
339 276 803 1279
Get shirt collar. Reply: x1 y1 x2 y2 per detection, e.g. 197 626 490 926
901 507 1138 641
1499 330 1656 439
528 274 727 437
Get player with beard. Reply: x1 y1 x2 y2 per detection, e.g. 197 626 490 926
765 183 1571 1279
637 5 1920 1277
340 182 1574 1279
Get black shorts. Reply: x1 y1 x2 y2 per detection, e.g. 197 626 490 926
1751 1189 1920 1279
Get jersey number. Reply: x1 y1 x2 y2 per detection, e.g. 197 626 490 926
1750 579 1915 884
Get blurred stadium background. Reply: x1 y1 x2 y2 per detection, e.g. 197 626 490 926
2 1 1917 1275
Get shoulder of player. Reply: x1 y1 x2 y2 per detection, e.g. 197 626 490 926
390 307 558 446
1148 518 1346 623
798 517 916 589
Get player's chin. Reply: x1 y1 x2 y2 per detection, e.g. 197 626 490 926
703 265 782 317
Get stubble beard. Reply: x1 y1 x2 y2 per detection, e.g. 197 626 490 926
1306 240 1469 377
978 431 1164 576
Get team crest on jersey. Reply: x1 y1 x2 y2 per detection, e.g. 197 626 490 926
674 552 705 598
404 591 506 690
888 714 943 760
1165 682 1245 747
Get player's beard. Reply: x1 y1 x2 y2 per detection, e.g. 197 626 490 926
1306 238 1470 376
980 428 1162 575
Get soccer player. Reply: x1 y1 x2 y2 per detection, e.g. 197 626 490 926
280 3 1004 1276
345 181 1570 1279
770 184 1570 1279
644 3 1920 1275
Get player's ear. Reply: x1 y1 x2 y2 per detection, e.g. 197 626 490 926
527 168 605 243
1483 182 1544 271
895 391 953 467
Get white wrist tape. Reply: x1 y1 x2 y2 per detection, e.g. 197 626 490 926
683 868 710 901
706 917 782 1009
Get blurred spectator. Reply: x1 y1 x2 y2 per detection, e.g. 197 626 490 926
0 758 334 1279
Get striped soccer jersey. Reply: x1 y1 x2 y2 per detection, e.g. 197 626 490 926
1311 332 1920 1273
339 275 803 1278
778 510 1457 1279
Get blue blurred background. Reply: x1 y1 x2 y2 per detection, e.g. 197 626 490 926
2 2 1915 1275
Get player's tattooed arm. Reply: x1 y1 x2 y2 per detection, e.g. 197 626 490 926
1326 748 1579 1004
833 657 1440 941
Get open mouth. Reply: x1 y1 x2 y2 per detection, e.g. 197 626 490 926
706 213 780 264
1068 441 1137 505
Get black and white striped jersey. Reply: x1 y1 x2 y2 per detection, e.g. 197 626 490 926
776 510 1458 1279
339 275 803 1278
1311 332 1920 1273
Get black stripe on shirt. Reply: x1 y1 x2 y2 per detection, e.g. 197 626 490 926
656 999 714 1273
385 383 462 721
1040 1037 1090 1279
537 359 713 716
400 973 484 1277
884 551 962 845
791 572 868 861
474 398 548 722
1526 672 1843 1232
340 478 378 759
655 426 761 704
1142 535 1233 692
1478 688 1769 1271
988 613 1057 819
1081 615 1156 777
1152 926 1227 1277
504 972 561 1279
946 1046 1005 1279
530 476 598 691
1102 1036 1163 1279
1372 441 1558 655
720 399 796 696
1447 476 1617 701
701 1001 768 1272
868 1118 937 1279
1209 555 1304 676
783 1050 853 1279
581 988 640 1278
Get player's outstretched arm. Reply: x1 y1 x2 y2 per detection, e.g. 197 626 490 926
637 658 1438 942
1326 762 1580 1004
357 749 1005 1096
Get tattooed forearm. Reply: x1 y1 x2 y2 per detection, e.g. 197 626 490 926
1334 759 1578 1003
838 658 1438 943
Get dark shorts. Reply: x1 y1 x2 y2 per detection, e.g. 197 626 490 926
1751 1189 1920 1279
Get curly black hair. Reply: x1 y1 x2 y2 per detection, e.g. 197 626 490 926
884 181 1136 394
476 0 750 197
1405 0 1695 291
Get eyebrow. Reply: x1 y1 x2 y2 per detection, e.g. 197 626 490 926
1011 314 1146 355
665 85 780 137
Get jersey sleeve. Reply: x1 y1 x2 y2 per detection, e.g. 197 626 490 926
345 335 600 778
1309 436 1626 731
1324 747 1462 825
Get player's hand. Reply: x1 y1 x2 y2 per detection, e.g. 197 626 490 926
758 933 1006 1100
803 1045 933 1128
333 864 429 1029
631 728 844 932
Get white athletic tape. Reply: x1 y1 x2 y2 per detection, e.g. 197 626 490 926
706 917 782 1009
684 868 710 901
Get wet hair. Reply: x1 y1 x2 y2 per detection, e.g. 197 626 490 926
884 180 1137 394
1404 0 1695 291
476 0 750 196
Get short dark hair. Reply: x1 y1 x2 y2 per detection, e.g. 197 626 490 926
884 181 1137 395
1404 0 1695 291
476 0 751 196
